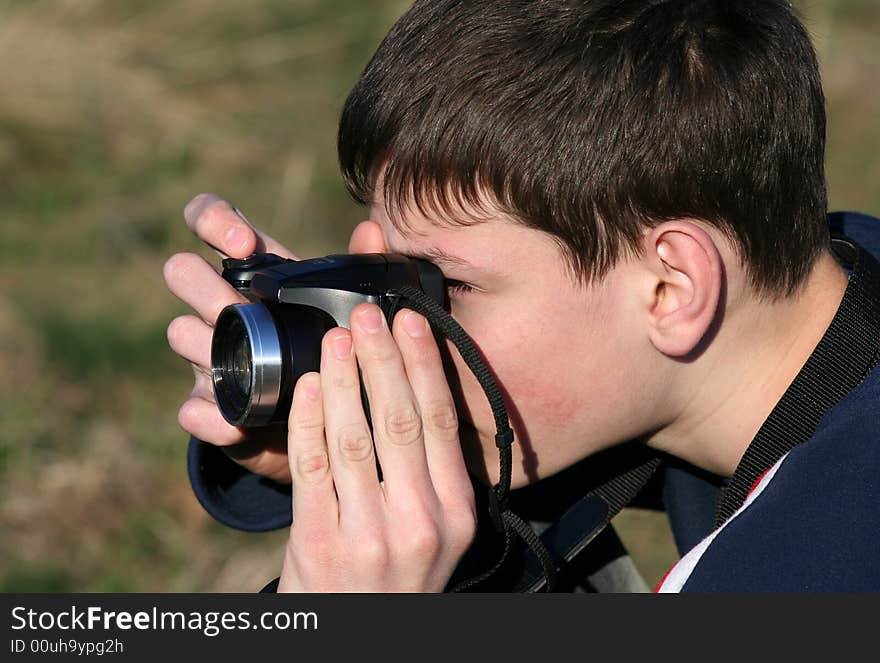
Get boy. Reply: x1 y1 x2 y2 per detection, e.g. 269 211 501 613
165 0 880 591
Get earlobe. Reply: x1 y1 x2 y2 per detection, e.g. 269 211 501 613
646 223 723 358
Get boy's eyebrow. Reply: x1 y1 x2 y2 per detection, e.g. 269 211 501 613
403 246 474 269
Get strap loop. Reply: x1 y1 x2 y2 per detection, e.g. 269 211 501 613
494 429 514 449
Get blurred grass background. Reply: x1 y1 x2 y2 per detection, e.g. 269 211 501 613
0 0 877 592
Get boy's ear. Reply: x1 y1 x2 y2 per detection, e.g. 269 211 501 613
348 220 387 254
643 221 723 357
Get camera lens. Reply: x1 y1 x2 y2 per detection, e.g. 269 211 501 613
212 303 332 427
231 335 251 399
212 304 284 427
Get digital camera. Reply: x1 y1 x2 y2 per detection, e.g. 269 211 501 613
211 252 445 427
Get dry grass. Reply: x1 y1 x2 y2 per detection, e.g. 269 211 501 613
0 0 876 592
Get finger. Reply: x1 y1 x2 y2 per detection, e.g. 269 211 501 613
349 304 433 501
319 328 383 520
287 372 338 529
184 193 299 260
222 431 292 484
348 220 387 254
188 364 217 403
182 398 291 483
163 252 247 325
177 396 247 447
392 310 471 504
167 315 213 369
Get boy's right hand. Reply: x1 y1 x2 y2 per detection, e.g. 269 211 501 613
164 193 301 484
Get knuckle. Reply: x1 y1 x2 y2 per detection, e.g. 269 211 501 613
370 344 398 364
295 451 330 484
357 337 396 364
351 328 396 365
384 407 422 446
403 524 441 559
408 340 441 367
423 401 459 440
292 412 324 441
330 370 359 391
336 425 374 462
290 528 335 567
355 535 389 568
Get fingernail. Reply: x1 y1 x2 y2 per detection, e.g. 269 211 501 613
183 193 218 225
402 311 428 338
358 307 384 334
332 334 352 360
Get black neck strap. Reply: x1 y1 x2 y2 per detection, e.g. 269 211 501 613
392 285 559 592
514 446 660 592
714 237 880 527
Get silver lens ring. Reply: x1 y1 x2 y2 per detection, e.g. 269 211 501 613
212 303 283 426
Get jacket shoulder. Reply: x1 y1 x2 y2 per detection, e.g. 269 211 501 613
681 367 880 591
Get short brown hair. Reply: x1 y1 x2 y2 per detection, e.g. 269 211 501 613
339 0 829 296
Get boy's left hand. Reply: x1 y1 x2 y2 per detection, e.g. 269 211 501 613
278 303 477 592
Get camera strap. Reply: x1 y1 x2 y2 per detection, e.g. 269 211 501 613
390 285 557 591
391 286 660 593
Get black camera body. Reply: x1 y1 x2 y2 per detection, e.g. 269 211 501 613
212 252 445 427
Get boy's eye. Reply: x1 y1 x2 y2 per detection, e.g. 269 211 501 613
445 279 475 296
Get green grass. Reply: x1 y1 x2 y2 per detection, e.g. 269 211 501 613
0 0 877 593
35 313 176 382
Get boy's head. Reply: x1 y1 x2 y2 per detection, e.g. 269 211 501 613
337 0 833 484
